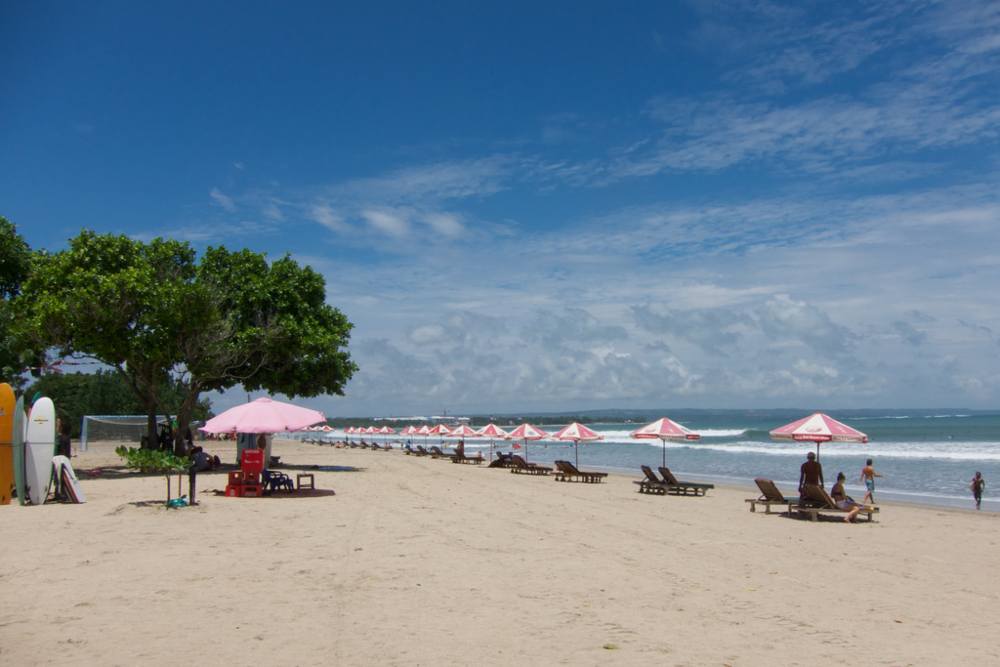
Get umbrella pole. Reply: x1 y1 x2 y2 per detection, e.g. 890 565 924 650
575 440 579 468
662 438 667 469
524 438 528 463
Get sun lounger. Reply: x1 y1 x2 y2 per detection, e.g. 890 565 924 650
553 460 607 483
508 454 552 475
488 452 514 468
797 484 879 522
429 446 453 459
414 446 431 457
745 478 800 513
633 465 668 494
451 451 484 464
656 466 713 496
370 442 384 451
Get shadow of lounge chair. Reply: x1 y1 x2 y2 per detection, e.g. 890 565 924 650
633 465 668 495
657 467 714 496
554 460 607 483
798 484 879 522
745 478 799 513
509 454 552 475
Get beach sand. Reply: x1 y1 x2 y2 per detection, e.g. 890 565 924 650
2 438 999 666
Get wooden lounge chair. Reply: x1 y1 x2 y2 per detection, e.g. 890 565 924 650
633 465 668 495
451 451 484 464
429 446 452 459
508 454 552 475
553 460 607 483
488 452 514 468
414 445 431 457
797 484 879 522
745 478 800 513
657 467 714 496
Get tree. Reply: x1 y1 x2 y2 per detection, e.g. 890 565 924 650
0 216 36 386
168 247 356 452
19 231 204 446
20 231 356 453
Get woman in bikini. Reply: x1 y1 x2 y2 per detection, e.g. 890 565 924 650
831 472 864 523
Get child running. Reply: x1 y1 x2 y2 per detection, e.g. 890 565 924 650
859 458 882 505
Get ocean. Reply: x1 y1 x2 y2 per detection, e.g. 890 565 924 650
315 410 1000 511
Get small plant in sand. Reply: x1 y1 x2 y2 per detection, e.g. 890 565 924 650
115 446 190 504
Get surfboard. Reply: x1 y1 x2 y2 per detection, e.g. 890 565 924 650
52 455 86 503
25 397 56 505
0 383 14 505
13 396 26 505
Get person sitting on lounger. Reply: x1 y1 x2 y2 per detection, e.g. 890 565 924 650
831 472 864 523
799 451 824 493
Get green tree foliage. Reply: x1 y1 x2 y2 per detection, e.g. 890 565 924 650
19 231 200 445
0 216 36 385
20 230 356 452
27 370 211 437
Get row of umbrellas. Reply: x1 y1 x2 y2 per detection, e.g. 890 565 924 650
202 399 868 468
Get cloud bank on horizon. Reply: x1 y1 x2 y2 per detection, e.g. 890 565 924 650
4 1 1000 415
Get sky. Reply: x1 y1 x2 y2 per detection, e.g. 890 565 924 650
4 1 1000 416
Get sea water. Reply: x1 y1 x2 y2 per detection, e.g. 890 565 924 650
324 410 1000 511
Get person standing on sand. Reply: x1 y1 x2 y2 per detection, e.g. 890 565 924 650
859 458 882 504
971 472 986 510
799 451 824 493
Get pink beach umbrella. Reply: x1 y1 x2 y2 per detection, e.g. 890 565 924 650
551 422 603 468
379 425 395 444
447 424 478 438
201 397 325 434
631 417 701 468
507 423 549 463
476 423 508 461
769 412 868 460
416 425 432 445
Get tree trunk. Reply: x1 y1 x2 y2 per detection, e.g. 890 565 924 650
145 409 158 450
172 381 203 457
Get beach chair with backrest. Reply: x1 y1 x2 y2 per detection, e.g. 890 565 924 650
553 460 608 483
488 452 513 468
797 484 879 522
745 478 799 513
633 465 668 495
415 445 431 456
508 454 552 475
657 467 714 496
451 451 484 464
429 446 452 459
262 469 295 494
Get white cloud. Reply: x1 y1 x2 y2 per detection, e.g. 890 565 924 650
422 212 464 238
361 208 410 238
308 204 349 233
209 187 237 212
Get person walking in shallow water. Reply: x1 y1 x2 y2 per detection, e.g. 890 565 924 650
859 458 882 504
970 472 986 510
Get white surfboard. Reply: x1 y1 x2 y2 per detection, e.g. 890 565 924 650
52 455 86 503
25 397 56 505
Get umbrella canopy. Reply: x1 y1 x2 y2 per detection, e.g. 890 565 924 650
401 425 419 436
476 423 508 460
416 425 432 436
320 425 333 432
770 412 868 459
379 425 395 442
201 397 325 434
631 417 701 467
446 424 478 438
551 422 603 467
508 423 549 463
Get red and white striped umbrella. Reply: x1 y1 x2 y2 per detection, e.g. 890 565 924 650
401 425 419 436
631 417 701 467
507 423 549 463
379 425 395 444
447 424 478 438
770 412 868 459
552 422 603 467
320 425 333 432
476 423 508 460
427 423 452 444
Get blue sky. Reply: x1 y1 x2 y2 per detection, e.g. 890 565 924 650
5 1 1000 416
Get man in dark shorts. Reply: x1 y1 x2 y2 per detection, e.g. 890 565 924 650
799 451 824 493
